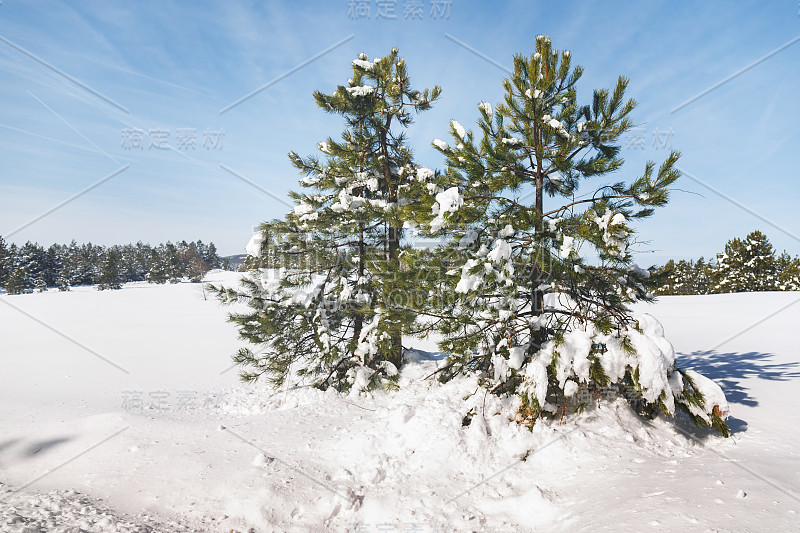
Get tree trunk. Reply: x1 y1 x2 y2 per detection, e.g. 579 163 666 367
352 220 365 348
381 123 404 371
532 127 545 315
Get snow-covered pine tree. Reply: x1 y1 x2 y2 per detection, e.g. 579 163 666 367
693 256 712 295
54 243 75 291
96 247 123 290
650 259 676 295
214 49 440 391
744 231 778 290
419 35 729 435
0 237 10 288
5 263 31 295
56 269 71 291
61 241 80 287
18 242 45 287
34 274 48 293
136 244 150 281
203 241 223 270
146 245 170 284
183 242 210 283
164 242 184 283
672 259 696 295
119 244 143 282
713 230 778 293
653 257 714 296
74 243 101 286
241 220 284 271
43 244 62 287
777 251 800 291
4 243 43 294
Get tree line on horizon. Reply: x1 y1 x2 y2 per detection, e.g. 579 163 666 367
0 238 227 294
651 230 800 295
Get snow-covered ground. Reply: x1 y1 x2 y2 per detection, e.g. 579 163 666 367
1 273 799 532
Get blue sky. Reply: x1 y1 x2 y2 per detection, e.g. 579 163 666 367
0 0 798 264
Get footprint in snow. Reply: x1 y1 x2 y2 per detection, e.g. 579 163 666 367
362 467 385 484
391 404 415 424
252 453 274 467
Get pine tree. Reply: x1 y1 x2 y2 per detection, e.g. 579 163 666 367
0 237 10 288
745 231 778 291
119 244 144 282
672 260 695 295
62 241 80 286
416 35 728 435
651 259 676 295
714 230 777 293
56 270 71 291
55 243 76 290
18 242 45 286
694 256 712 295
34 274 48 293
43 244 62 287
74 243 101 286
204 241 223 269
777 251 800 291
146 245 169 284
214 49 440 391
96 248 123 290
183 242 208 282
164 242 184 283
5 264 32 295
243 220 283 270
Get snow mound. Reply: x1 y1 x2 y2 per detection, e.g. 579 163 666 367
207 348 712 530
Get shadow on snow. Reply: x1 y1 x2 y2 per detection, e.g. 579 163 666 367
677 350 800 411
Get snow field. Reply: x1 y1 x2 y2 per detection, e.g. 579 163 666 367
1 277 799 531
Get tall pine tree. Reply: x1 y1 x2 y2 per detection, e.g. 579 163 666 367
214 49 440 391
415 35 728 435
